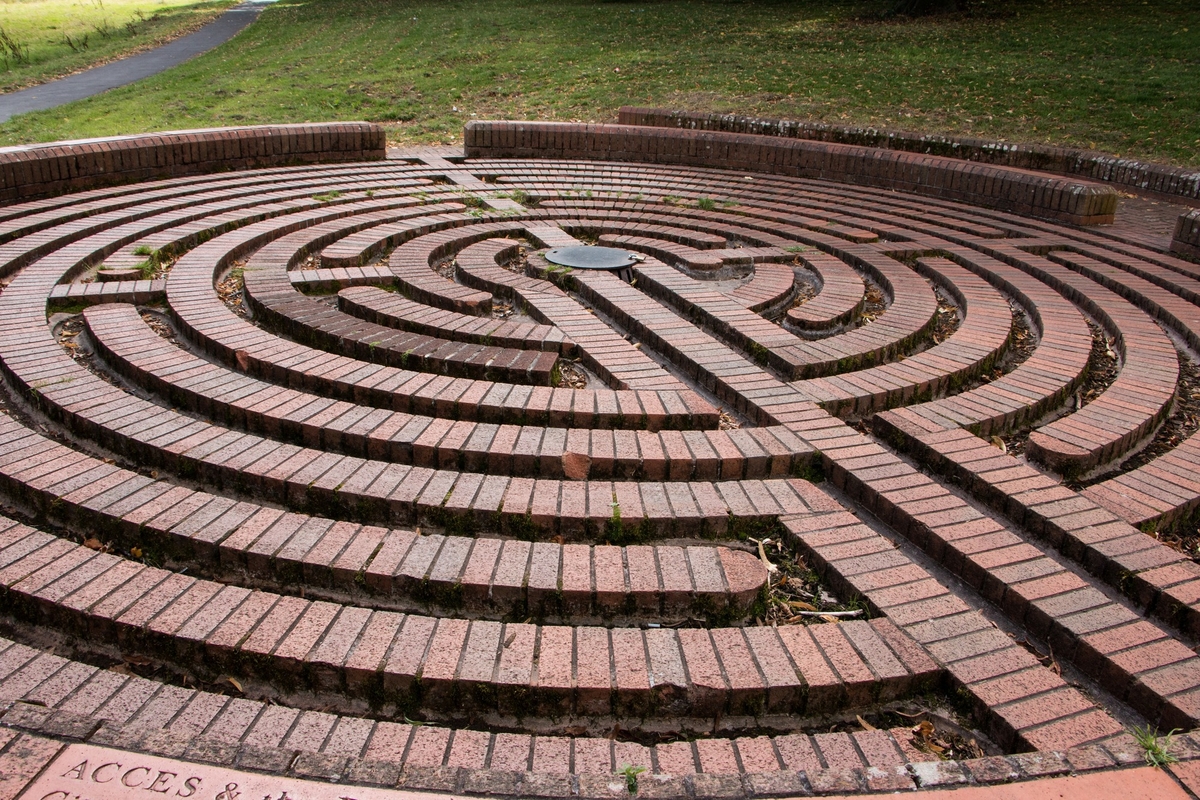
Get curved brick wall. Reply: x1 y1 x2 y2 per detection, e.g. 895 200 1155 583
463 120 1118 226
618 106 1200 205
0 122 386 203
1173 208 1200 260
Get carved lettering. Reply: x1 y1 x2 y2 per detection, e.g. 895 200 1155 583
177 777 202 798
148 772 177 793
22 743 417 800
60 763 87 781
91 764 122 784
122 767 152 788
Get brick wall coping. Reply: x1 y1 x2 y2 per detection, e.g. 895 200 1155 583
617 106 1200 206
463 121 1118 226
0 122 386 203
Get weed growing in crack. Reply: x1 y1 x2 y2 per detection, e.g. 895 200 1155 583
1131 725 1179 767
617 764 647 794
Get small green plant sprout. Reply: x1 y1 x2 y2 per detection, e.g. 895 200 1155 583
1131 725 1179 767
454 188 486 208
312 190 343 202
661 194 681 206
494 188 532 205
841 592 870 618
132 244 154 257
696 196 716 211
784 244 811 253
617 764 647 794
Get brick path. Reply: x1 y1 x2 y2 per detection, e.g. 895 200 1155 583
0 129 1197 800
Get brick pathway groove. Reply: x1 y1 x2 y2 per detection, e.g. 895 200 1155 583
0 123 1197 800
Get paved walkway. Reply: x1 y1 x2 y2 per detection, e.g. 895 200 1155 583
1 143 1200 798
0 0 270 123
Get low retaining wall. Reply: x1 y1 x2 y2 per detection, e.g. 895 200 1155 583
1173 209 1200 260
618 106 1200 205
0 122 386 203
464 120 1118 226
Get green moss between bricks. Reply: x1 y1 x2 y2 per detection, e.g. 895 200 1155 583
412 578 465 610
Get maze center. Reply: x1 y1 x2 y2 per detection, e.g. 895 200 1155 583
0 119 1197 799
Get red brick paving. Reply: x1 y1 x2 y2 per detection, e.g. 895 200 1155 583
0 126 1196 799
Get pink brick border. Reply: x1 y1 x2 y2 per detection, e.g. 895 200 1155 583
0 123 386 203
0 700 1191 799
462 121 1118 226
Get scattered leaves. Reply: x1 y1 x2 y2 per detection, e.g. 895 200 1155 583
217 263 248 318
718 409 741 430
762 545 862 625
859 283 887 324
911 718 984 761
556 358 588 389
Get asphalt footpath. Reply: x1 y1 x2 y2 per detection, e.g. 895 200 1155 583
0 0 270 123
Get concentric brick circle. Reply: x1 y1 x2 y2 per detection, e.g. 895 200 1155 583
0 130 1198 798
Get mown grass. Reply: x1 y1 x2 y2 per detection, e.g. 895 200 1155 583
0 0 236 92
0 0 1196 167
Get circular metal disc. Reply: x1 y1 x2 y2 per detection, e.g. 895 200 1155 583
544 246 639 270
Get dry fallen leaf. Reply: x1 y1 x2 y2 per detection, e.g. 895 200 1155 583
226 676 243 693
83 537 104 551
857 715 877 732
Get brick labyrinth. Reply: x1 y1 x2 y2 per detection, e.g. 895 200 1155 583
0 135 1198 797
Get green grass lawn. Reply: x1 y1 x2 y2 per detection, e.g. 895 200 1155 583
0 0 237 92
0 0 1196 167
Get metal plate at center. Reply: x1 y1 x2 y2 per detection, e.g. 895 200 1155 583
544 246 640 270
